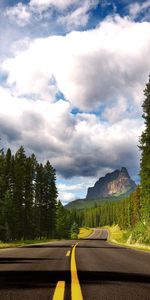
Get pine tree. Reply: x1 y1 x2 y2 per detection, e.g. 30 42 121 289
43 161 58 238
140 76 150 222
70 222 79 239
0 149 6 240
56 200 69 238
23 156 36 239
35 163 44 239
13 146 26 239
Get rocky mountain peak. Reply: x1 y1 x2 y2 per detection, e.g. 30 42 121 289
86 167 136 199
120 167 129 177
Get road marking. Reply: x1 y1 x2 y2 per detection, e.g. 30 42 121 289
52 281 65 300
71 242 83 300
66 250 70 256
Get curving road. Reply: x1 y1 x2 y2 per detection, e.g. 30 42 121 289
0 229 149 299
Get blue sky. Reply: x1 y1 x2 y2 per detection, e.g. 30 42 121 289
0 0 150 204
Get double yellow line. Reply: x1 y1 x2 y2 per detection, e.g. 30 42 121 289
52 242 83 300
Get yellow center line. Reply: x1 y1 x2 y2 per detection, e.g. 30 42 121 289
52 281 65 300
66 250 71 256
71 242 83 300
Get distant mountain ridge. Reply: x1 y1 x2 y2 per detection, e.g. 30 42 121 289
65 167 136 209
86 167 136 199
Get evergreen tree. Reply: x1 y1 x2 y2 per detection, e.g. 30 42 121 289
56 200 70 238
0 149 6 239
140 75 150 222
43 161 58 238
35 163 44 239
2 191 13 241
70 222 79 239
0 146 59 241
13 146 26 239
23 156 36 239
130 186 141 227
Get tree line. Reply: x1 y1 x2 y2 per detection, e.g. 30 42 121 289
69 186 141 229
0 146 73 241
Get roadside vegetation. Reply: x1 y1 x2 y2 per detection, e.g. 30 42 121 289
78 227 93 239
0 238 59 249
106 224 150 252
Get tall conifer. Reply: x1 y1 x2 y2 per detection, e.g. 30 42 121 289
140 76 150 222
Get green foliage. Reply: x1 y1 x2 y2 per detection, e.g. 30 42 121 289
131 222 150 244
68 186 143 234
56 200 71 239
0 146 58 242
70 222 80 239
66 195 131 210
140 75 150 222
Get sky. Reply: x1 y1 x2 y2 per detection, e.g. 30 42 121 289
0 0 150 205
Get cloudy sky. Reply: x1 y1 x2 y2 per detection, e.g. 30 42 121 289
0 0 150 204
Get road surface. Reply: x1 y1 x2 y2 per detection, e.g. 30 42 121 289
0 229 149 299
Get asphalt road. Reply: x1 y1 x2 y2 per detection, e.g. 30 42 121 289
0 229 150 299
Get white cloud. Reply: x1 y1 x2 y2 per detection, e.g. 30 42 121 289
4 0 96 29
103 96 129 123
0 15 148 188
5 3 31 26
29 0 76 11
129 1 150 19
58 0 99 30
58 191 75 204
58 183 84 191
2 16 150 111
0 85 143 180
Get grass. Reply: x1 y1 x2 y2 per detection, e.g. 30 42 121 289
106 225 150 253
78 227 93 239
0 238 58 249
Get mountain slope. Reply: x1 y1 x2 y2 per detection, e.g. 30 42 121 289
86 167 136 199
65 167 136 209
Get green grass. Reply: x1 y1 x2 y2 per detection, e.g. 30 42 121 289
106 225 150 252
0 238 58 249
78 227 93 239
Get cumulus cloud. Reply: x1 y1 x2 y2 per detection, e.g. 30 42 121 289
0 84 143 180
58 183 84 191
4 0 98 30
0 15 148 190
2 16 150 111
57 182 84 204
58 191 75 204
29 0 76 11
58 0 99 30
5 3 31 26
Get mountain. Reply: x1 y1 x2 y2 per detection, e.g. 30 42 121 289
65 167 136 209
86 167 136 199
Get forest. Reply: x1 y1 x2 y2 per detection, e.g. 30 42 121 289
0 146 73 241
